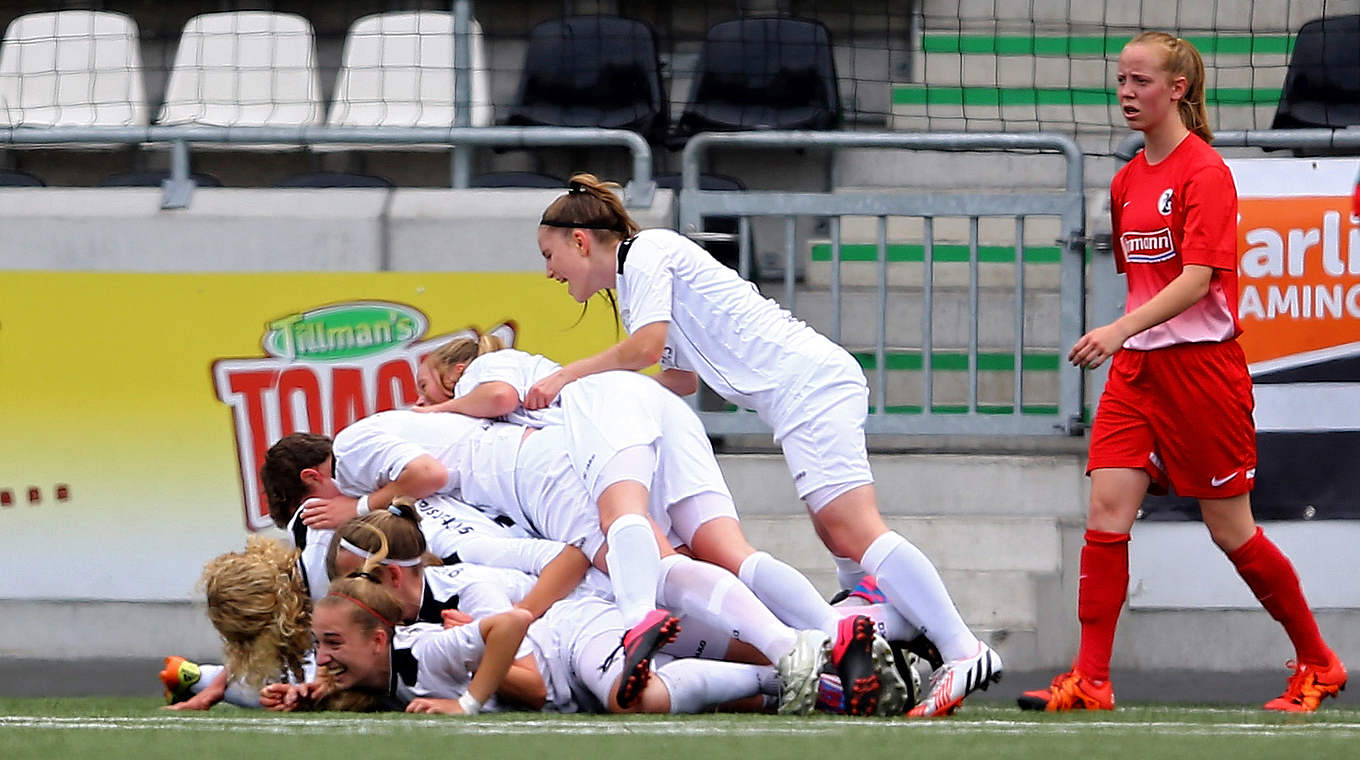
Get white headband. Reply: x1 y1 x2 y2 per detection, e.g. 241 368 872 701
337 538 422 567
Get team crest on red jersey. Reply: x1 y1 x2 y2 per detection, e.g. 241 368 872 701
1158 188 1174 215
1120 227 1176 263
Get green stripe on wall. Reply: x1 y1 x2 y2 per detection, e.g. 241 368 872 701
891 85 1280 107
851 350 1061 372
920 34 1295 57
811 242 1062 264
870 404 1061 415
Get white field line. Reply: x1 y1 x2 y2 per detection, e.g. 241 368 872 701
2 715 1358 738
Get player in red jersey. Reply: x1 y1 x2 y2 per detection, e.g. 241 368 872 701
1018 32 1346 713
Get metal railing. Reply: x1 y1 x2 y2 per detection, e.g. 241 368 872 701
1115 128 1360 160
0 125 656 209
679 130 1088 436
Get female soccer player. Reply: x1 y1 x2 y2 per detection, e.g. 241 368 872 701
412 338 907 715
266 574 780 715
526 176 1000 716
1018 32 1345 712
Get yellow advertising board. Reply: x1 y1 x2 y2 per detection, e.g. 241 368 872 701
0 271 616 600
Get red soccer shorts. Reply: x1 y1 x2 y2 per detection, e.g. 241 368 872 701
1087 340 1256 499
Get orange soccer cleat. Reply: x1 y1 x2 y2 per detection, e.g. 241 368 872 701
1017 669 1115 712
159 655 202 705
1264 655 1347 712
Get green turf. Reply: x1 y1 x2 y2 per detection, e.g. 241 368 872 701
3 698 1359 760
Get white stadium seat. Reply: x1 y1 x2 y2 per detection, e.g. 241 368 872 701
328 11 492 130
158 11 322 129
0 10 147 129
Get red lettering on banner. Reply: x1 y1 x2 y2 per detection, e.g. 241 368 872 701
331 367 370 434
375 358 419 411
278 367 324 434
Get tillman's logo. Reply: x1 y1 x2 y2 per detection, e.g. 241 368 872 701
212 300 515 531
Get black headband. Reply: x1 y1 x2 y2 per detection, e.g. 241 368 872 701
539 179 626 232
538 218 626 233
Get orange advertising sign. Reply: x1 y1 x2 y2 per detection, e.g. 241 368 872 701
1227 158 1360 373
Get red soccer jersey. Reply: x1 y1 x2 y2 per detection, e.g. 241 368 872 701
1110 134 1241 350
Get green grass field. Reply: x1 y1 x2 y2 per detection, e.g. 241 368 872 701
4 698 1358 760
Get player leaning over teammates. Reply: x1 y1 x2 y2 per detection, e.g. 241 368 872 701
298 407 897 715
411 336 905 715
1019 32 1346 713
525 174 1000 716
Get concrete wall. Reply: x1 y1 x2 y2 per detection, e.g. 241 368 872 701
0 187 675 272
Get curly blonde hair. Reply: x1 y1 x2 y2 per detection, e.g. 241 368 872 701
201 536 313 691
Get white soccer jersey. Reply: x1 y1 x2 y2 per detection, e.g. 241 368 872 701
388 622 491 706
285 504 334 600
615 228 849 440
455 348 564 428
332 409 525 528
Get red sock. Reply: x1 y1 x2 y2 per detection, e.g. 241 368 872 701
1075 530 1130 682
1227 527 1331 667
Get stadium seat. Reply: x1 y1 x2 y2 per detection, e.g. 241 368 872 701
1271 14 1360 130
327 11 492 131
674 17 841 139
101 170 222 187
468 171 566 188
157 11 322 130
503 15 667 142
273 171 393 188
653 171 758 279
0 168 45 186
0 10 147 129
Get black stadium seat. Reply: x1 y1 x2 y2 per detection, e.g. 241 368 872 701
674 17 841 140
0 169 45 186
1271 14 1360 130
504 16 667 142
469 171 566 188
274 172 393 188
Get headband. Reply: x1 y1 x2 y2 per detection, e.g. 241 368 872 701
538 180 627 233
337 538 422 567
327 591 395 630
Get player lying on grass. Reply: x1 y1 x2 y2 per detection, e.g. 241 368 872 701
262 571 779 714
298 401 905 716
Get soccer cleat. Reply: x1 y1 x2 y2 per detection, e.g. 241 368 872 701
777 629 830 715
872 634 914 716
1016 669 1114 712
1263 656 1347 712
159 655 201 705
907 642 1004 717
611 609 681 709
830 614 881 716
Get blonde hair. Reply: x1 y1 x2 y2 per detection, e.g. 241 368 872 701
1127 31 1213 143
421 333 507 397
201 536 312 691
316 575 404 638
539 173 641 241
312 576 406 711
325 499 437 581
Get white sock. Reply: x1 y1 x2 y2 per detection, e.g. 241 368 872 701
861 531 979 661
738 551 841 637
654 658 773 713
658 554 797 664
605 513 663 628
833 554 867 590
